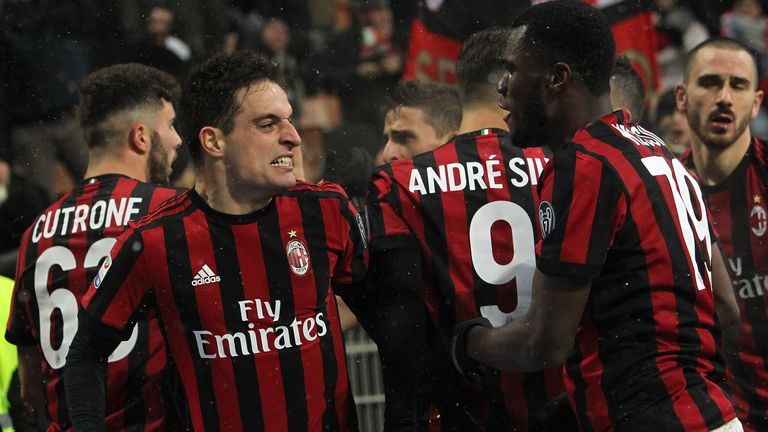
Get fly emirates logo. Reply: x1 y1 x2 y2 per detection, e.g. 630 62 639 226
728 257 768 300
193 299 329 359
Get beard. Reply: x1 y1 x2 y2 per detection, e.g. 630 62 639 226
511 91 548 148
148 131 172 185
689 107 752 150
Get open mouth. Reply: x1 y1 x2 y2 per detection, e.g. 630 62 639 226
708 111 734 130
270 156 293 167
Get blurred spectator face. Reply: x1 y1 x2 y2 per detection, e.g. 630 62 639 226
148 7 174 41
262 18 290 54
734 0 763 18
677 46 763 149
381 107 448 162
658 110 693 154
147 99 182 184
654 0 678 12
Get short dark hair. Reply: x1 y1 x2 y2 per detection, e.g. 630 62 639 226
611 56 646 119
684 36 759 88
78 63 180 149
456 27 512 107
179 51 285 165
386 80 461 137
512 0 615 96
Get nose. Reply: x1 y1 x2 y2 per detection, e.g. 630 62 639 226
497 72 509 96
172 128 182 149
282 121 302 149
717 83 734 106
381 140 402 163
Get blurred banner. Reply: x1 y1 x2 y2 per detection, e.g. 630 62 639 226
404 0 659 93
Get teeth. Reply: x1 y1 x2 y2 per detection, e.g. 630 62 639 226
271 156 293 167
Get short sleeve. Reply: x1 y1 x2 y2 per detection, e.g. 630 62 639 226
365 169 416 252
80 228 153 340
332 188 369 286
535 147 626 279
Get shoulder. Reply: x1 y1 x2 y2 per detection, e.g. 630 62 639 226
287 180 351 200
130 189 194 231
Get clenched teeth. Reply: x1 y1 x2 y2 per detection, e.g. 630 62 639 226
271 156 293 167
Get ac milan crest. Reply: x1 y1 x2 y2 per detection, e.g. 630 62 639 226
751 204 767 237
286 240 311 276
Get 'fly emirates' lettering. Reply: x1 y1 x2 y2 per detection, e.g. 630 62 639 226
408 156 548 195
32 197 143 242
193 299 329 359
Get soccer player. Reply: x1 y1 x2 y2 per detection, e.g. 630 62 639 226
452 2 742 431
677 37 768 432
63 51 367 431
380 80 461 163
5 63 183 431
364 28 564 431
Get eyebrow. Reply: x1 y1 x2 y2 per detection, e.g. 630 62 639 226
697 73 752 86
389 129 416 143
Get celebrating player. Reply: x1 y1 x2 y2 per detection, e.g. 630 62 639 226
452 2 741 431
5 63 183 431
364 27 565 431
678 37 768 432
63 52 367 431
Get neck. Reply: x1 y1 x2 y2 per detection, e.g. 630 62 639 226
194 162 273 215
546 94 614 148
83 150 148 182
458 106 509 134
690 132 751 186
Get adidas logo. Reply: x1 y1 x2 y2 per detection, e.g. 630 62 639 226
191 264 221 286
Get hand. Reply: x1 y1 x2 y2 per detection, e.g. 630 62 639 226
450 317 492 378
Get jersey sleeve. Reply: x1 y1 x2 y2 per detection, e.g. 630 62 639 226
5 229 38 346
535 147 626 279
365 169 418 252
331 186 369 286
79 228 154 341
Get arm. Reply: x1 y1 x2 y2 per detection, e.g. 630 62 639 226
63 313 121 431
711 242 739 331
465 269 590 373
335 296 358 331
341 243 424 432
16 345 45 419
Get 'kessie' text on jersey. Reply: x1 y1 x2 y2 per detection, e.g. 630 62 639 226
408 156 548 195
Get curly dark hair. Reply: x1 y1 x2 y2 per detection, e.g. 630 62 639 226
684 36 759 89
512 0 615 96
456 27 512 108
179 51 285 166
78 63 180 149
386 80 461 138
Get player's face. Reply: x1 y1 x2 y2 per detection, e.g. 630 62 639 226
381 107 447 162
678 46 763 149
497 27 549 148
222 81 300 195
147 99 181 184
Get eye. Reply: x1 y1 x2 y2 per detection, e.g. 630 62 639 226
258 121 277 131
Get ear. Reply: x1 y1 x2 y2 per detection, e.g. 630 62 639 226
549 62 571 94
675 84 688 111
199 126 225 159
129 123 151 154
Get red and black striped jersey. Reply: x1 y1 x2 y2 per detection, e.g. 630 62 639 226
367 129 564 431
79 182 367 432
681 137 768 432
536 110 736 431
5 174 180 431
